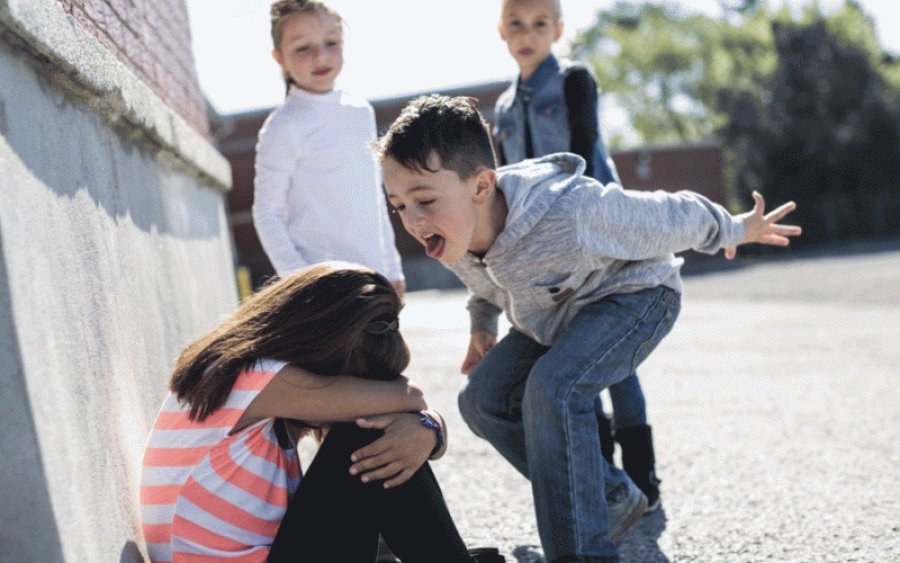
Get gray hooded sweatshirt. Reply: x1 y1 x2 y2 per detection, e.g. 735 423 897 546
446 153 746 346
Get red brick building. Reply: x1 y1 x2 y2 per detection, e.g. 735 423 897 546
213 82 728 290
54 0 210 136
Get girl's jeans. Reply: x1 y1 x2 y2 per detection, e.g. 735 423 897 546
268 423 473 563
603 372 647 430
458 286 681 560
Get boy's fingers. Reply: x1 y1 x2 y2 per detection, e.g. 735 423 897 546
752 190 765 212
772 224 802 236
762 234 792 246
764 201 797 222
461 352 481 374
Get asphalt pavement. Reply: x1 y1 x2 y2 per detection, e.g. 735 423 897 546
396 239 900 563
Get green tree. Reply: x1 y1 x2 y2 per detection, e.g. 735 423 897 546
571 2 777 147
726 10 900 243
573 1 900 243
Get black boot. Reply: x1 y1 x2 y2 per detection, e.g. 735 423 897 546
597 411 616 465
615 424 661 512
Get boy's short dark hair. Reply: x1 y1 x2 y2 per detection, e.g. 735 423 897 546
376 95 497 180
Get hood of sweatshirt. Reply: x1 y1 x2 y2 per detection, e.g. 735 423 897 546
489 152 588 259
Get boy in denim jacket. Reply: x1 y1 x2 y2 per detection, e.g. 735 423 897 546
376 95 800 563
493 0 660 509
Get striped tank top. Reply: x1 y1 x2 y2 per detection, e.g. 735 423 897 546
140 359 302 562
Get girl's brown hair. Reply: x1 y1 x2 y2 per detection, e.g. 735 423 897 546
170 262 409 421
270 0 344 94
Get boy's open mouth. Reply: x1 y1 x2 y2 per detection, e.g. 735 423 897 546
424 233 445 259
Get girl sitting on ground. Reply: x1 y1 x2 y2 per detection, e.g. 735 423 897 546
139 262 503 562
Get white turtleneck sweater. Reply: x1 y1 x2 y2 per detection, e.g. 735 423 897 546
252 86 404 282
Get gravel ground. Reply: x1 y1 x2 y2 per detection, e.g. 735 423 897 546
397 239 900 563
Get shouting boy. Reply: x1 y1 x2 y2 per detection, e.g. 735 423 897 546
376 95 800 563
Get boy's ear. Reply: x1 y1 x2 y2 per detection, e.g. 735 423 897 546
555 21 564 42
272 49 284 67
498 22 507 42
473 168 498 203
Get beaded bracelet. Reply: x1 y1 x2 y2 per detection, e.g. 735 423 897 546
419 411 444 458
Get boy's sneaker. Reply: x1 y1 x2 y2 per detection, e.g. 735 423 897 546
607 478 648 541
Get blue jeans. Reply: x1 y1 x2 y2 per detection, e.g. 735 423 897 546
597 372 647 430
458 286 681 560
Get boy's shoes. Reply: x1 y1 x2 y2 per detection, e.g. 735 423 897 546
468 547 506 562
607 478 648 541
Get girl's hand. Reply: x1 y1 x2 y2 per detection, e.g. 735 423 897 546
349 413 435 488
461 331 496 374
725 191 802 259
392 280 406 299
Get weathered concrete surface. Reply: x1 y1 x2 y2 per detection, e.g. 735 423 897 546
0 12 235 560
399 240 900 562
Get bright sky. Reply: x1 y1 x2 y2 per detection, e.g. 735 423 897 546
186 0 900 115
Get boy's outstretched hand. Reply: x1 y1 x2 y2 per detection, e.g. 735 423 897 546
725 191 802 259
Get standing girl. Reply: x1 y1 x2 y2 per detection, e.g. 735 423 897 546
139 262 502 562
253 0 406 295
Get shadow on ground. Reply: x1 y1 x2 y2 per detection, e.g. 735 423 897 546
507 510 668 562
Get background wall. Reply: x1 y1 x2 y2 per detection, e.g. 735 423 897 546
0 0 234 561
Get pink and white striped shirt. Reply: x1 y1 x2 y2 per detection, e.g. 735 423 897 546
140 359 302 562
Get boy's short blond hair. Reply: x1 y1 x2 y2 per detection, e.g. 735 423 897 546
501 0 562 22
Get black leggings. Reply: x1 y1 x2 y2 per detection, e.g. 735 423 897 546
268 423 474 563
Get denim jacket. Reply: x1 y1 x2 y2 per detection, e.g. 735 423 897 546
446 153 745 345
493 55 620 185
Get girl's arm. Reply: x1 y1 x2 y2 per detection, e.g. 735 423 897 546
252 116 310 275
564 66 600 178
368 106 407 287
239 364 426 430
375 181 406 288
564 66 621 186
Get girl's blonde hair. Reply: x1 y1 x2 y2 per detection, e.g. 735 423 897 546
170 262 409 421
269 0 344 94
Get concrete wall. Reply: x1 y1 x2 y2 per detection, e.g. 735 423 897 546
0 1 234 561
